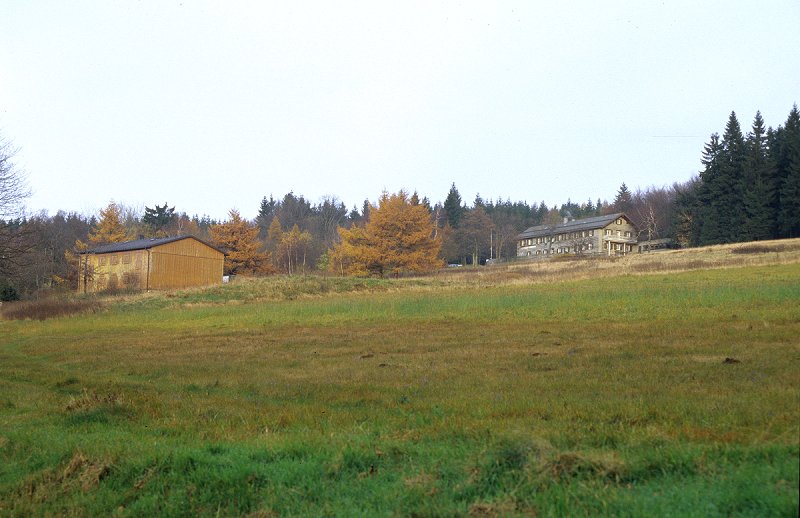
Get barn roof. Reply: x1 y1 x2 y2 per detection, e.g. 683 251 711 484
517 213 631 240
83 235 225 255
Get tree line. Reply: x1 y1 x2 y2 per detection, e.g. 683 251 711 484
1 105 798 299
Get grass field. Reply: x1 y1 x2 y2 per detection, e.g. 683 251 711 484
1 243 799 516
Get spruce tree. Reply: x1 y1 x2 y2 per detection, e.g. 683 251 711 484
741 111 777 240
719 111 746 242
776 105 800 237
613 183 633 213
443 183 464 228
698 133 725 245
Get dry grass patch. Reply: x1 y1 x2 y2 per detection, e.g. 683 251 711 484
19 451 112 502
0 297 103 321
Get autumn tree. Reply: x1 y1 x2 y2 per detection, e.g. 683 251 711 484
278 224 312 275
87 202 131 246
209 209 274 276
329 191 442 277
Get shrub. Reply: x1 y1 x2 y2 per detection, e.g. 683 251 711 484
0 279 19 301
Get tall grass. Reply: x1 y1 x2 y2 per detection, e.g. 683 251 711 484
1 260 798 516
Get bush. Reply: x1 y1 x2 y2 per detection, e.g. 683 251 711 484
1 280 19 301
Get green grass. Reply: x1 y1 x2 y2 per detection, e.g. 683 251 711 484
1 264 799 516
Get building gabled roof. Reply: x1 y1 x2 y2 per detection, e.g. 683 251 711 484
517 213 631 240
82 235 225 255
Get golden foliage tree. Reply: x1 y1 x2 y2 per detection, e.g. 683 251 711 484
209 209 274 276
60 201 132 290
278 224 312 275
329 191 442 277
88 201 131 246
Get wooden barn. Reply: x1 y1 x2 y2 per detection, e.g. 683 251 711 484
78 236 225 293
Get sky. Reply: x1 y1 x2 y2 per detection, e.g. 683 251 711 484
1 1 798 221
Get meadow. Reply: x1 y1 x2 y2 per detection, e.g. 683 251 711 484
1 243 799 516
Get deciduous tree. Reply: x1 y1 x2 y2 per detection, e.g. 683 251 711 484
88 202 131 246
209 209 274 276
329 191 442 277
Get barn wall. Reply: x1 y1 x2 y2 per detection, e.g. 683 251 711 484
148 239 224 289
79 249 148 293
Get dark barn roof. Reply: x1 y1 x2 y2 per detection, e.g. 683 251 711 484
82 235 225 255
517 213 630 240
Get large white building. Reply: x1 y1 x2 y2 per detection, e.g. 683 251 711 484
517 213 638 257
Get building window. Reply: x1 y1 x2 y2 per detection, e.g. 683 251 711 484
624 231 631 237
617 230 621 237
605 229 611 236
616 218 623 225
122 253 131 264
110 255 119 265
588 230 594 236
99 256 106 266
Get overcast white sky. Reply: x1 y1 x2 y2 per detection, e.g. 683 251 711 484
1 1 798 221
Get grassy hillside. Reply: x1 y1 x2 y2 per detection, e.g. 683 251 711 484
1 244 799 516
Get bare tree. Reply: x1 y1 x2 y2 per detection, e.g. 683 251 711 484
0 136 29 219
1 136 32 281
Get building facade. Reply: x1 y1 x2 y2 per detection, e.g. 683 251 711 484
79 236 225 293
516 213 638 258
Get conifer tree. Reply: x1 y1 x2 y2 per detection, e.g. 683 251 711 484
741 112 776 240
142 202 176 237
718 111 746 241
776 105 800 237
612 183 633 213
443 183 464 228
698 133 725 245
